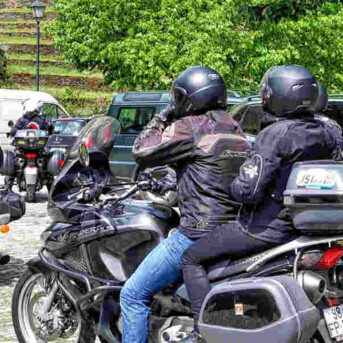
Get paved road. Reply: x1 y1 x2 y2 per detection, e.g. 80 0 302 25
0 189 51 342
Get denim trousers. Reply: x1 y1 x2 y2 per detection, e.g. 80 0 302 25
120 230 195 343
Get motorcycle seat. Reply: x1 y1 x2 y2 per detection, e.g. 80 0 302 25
207 247 278 282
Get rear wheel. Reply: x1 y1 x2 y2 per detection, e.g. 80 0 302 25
26 184 36 203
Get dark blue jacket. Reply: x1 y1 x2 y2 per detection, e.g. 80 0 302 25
11 113 52 137
133 110 251 238
229 114 343 243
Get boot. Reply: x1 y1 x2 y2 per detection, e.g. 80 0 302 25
180 330 207 343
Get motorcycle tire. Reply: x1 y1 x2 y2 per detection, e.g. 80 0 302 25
25 185 35 203
12 269 96 343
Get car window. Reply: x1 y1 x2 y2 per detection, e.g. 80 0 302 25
118 107 155 133
41 104 57 119
232 104 262 135
57 106 68 118
325 103 343 128
53 120 86 136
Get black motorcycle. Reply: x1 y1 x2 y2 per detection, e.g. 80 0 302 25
1 121 63 202
11 116 343 343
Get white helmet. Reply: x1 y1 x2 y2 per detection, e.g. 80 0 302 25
22 99 43 117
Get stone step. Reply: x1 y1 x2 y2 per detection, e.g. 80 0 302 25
9 58 69 67
0 11 56 21
3 0 53 9
0 21 35 29
1 42 59 55
0 31 51 40
11 71 111 91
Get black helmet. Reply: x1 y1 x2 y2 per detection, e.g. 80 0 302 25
260 65 318 117
171 66 227 118
315 82 328 113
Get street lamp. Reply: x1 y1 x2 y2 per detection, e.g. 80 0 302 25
30 0 46 91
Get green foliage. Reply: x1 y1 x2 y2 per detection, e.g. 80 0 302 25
0 48 8 85
51 0 343 92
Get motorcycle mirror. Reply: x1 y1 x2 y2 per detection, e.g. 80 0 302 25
79 144 89 167
8 121 14 128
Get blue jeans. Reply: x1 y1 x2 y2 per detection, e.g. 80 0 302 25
120 230 195 343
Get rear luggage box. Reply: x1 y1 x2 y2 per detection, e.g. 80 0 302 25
198 276 320 343
284 160 343 233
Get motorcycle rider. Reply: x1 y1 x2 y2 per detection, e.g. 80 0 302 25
314 82 342 136
180 65 343 342
10 98 52 137
120 66 251 343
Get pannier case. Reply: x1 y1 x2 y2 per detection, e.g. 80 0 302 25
198 276 320 343
283 160 343 233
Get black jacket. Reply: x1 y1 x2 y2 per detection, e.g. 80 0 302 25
133 110 251 239
229 114 343 243
11 113 52 137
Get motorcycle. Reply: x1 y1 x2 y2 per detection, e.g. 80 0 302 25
11 116 343 343
1 121 63 202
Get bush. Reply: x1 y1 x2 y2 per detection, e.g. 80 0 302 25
0 49 8 86
51 0 343 91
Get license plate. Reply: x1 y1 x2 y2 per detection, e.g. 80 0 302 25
25 167 37 175
296 168 336 189
50 147 66 153
324 305 343 338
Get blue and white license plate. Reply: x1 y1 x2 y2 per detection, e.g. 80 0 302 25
324 305 343 338
296 169 336 189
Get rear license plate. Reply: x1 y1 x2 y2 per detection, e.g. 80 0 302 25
296 168 336 189
324 305 343 338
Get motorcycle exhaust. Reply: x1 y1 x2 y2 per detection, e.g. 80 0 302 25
297 270 326 304
0 252 10 265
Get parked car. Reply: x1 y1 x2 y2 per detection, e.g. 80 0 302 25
230 93 343 144
46 117 91 159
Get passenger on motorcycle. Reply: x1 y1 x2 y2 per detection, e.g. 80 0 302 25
120 66 251 343
10 98 52 137
180 65 343 343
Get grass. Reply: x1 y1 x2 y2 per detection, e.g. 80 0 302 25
8 64 104 78
0 8 56 13
0 28 37 33
7 52 65 62
0 20 36 24
0 35 52 44
7 82 114 100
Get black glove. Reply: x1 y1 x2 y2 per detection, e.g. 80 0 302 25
83 184 102 202
151 173 177 194
145 104 175 130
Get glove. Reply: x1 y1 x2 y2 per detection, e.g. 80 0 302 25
83 184 102 202
145 104 175 130
151 173 177 194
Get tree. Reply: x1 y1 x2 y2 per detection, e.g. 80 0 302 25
0 49 8 86
51 0 343 91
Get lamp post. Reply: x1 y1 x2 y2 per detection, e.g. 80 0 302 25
30 0 46 91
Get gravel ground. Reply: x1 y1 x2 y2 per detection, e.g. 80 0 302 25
0 188 51 342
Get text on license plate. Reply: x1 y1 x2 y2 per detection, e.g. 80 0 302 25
296 168 336 189
324 305 343 338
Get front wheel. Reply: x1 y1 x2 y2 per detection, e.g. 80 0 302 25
12 269 93 343
26 184 36 203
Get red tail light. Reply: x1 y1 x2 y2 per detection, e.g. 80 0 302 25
85 132 94 148
26 153 36 158
59 159 64 167
328 298 340 306
28 124 39 130
317 247 343 270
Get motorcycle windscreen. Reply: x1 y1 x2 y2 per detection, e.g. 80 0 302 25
48 117 121 221
68 116 121 159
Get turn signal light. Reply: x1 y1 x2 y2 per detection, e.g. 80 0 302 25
1 225 9 233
